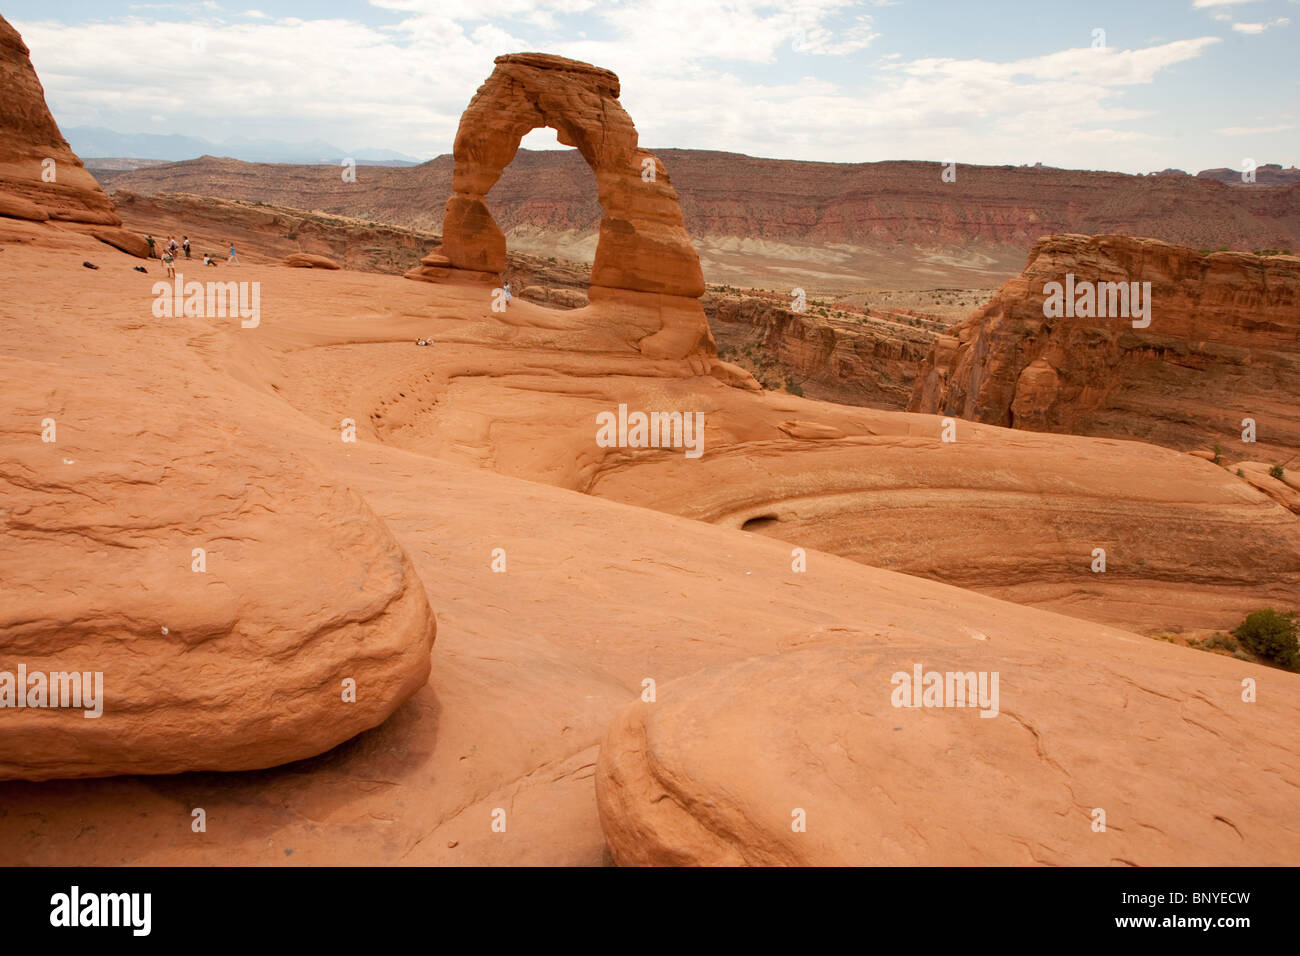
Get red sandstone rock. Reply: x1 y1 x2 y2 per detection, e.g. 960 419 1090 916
439 53 705 304
419 57 722 365
112 189 444 273
0 16 120 226
1232 461 1300 514
285 252 342 269
0 193 47 221
910 234 1300 462
104 152 1300 294
1 223 1297 862
596 636 1300 865
704 290 937 407
91 227 150 258
0 265 435 781
777 420 846 440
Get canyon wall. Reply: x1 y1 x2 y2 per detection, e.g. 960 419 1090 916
909 234 1300 462
99 152 1300 291
705 291 937 406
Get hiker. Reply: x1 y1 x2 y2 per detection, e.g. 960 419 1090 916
202 253 214 267
167 236 178 256
227 242 238 265
145 234 156 258
182 236 191 259
504 281 512 307
162 248 175 278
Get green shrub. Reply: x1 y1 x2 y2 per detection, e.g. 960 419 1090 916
1213 443 1223 465
1202 632 1237 652
1237 468 1246 477
1270 464 1285 480
785 378 803 397
1231 609 1299 668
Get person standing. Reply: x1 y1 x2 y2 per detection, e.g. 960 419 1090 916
145 234 156 258
182 236 191 259
227 241 238 265
162 248 175 278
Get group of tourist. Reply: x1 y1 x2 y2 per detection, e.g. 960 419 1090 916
145 234 239 278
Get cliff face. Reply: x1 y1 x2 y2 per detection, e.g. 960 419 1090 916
100 152 1300 291
0 15 119 225
112 188 598 300
909 234 1300 461
705 291 940 406
658 153 1300 252
111 189 441 272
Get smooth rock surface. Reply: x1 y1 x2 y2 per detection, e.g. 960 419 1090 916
597 636 1300 865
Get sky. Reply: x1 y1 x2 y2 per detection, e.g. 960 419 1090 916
8 0 1300 173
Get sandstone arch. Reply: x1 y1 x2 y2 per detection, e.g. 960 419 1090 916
442 53 705 299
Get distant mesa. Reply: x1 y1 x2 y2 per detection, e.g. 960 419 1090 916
104 147 1300 293
1197 163 1300 186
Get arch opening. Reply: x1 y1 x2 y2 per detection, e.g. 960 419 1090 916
440 52 705 301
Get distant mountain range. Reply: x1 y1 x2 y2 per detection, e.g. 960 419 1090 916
65 125 423 166
96 150 1300 292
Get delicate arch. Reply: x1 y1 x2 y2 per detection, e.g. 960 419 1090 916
442 53 705 299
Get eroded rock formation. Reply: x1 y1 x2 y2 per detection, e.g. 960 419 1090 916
1 201 1298 861
0 353 436 781
909 235 1300 462
408 53 719 364
285 252 341 269
441 53 702 296
705 290 939 406
104 151 1300 292
0 15 120 226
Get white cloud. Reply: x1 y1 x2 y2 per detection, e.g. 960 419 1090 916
1215 123 1295 135
1193 0 1262 7
5 4 1245 174
1231 17 1290 32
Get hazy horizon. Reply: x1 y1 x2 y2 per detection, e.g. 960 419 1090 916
73 137 1300 179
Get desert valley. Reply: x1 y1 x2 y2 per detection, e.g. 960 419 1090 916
1 6 1299 882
